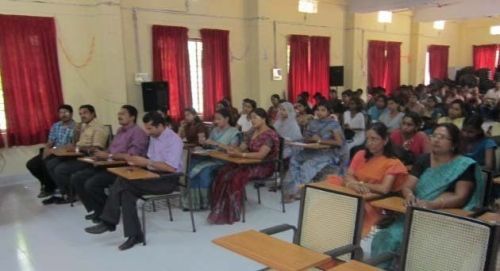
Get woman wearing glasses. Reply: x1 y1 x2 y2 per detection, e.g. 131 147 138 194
371 123 485 270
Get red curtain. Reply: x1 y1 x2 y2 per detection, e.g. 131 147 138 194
152 25 192 121
309 36 330 98
200 29 231 120
473 44 498 79
0 15 63 147
384 42 401 95
428 45 449 80
288 35 310 102
368 40 401 95
368 40 386 91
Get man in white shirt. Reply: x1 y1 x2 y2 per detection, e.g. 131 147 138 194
236 98 257 132
484 79 500 107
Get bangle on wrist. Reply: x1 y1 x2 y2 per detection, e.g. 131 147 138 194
147 161 154 170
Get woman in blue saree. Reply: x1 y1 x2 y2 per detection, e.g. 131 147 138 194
181 109 240 210
371 123 485 269
283 101 348 202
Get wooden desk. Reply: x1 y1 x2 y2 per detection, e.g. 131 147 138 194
53 149 84 157
328 260 381 271
78 157 127 168
183 143 198 149
307 182 382 200
494 177 500 185
208 151 263 165
107 167 160 180
288 142 331 150
371 197 406 213
440 209 473 217
476 212 500 224
213 230 330 271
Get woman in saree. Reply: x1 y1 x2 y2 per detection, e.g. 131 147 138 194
371 123 484 270
208 108 279 224
283 101 348 202
325 122 408 237
181 109 240 210
274 102 303 159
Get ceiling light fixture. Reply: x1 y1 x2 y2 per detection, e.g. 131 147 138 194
298 0 318 14
490 25 500 35
377 11 392 23
433 20 445 30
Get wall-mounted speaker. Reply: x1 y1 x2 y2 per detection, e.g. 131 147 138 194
142 81 169 112
329 66 344 87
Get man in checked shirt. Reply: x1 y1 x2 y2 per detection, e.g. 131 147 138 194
26 104 76 198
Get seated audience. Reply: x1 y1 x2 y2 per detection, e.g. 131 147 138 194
406 91 425 115
297 91 313 108
371 123 484 269
343 97 366 152
484 78 500 105
236 98 257 132
326 122 408 236
274 102 303 158
460 115 497 171
208 108 279 224
294 99 314 133
341 89 353 110
85 111 184 250
367 95 387 122
379 97 405 132
45 105 109 204
390 112 430 159
423 95 446 120
71 105 148 222
438 99 467 128
267 94 281 122
444 85 464 104
182 109 240 210
26 104 76 198
216 99 239 124
284 102 347 202
178 108 208 144
327 88 344 115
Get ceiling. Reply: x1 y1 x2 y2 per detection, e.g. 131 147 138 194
347 0 500 21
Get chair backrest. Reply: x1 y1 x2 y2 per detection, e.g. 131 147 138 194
480 169 494 208
104 124 113 148
297 184 364 261
401 207 497 271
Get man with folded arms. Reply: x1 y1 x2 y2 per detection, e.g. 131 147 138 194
71 105 148 222
85 111 184 251
44 104 109 204
26 104 76 198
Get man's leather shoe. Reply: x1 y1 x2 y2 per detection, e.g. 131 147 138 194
84 223 115 234
42 196 63 205
85 213 95 220
118 235 144 251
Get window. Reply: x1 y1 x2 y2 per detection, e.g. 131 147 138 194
188 39 203 114
424 51 430 85
0 75 6 131
287 44 291 72
496 48 500 70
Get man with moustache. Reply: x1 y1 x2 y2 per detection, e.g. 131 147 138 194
71 105 148 222
44 104 109 204
85 111 184 251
